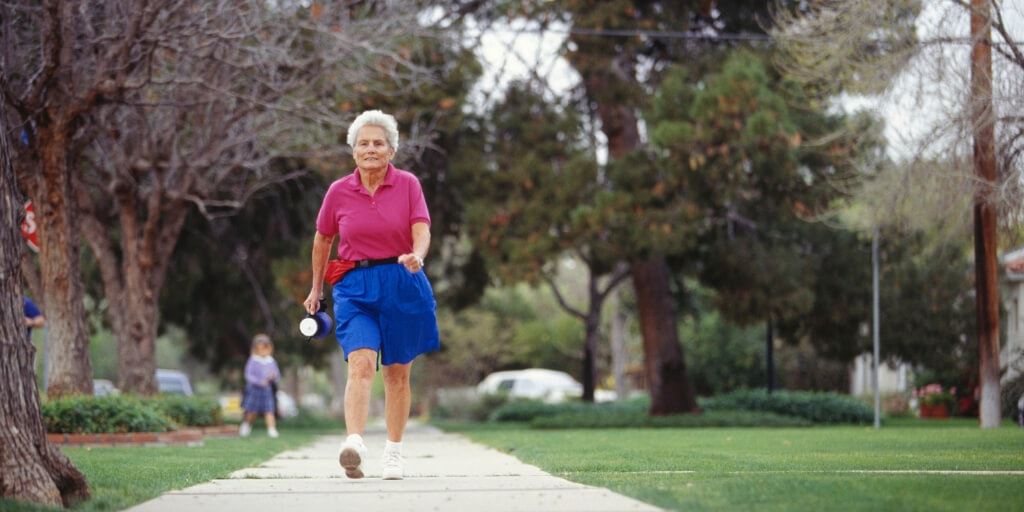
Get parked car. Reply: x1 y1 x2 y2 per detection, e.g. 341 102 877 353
156 369 193 396
92 379 119 397
477 369 585 403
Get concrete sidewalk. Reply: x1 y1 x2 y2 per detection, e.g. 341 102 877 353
126 423 661 512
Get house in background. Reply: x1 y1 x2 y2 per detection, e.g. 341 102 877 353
1001 246 1024 384
850 354 910 396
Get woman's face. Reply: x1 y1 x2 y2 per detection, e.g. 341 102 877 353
255 343 272 357
353 125 394 173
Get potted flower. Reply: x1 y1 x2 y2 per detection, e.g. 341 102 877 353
916 383 956 419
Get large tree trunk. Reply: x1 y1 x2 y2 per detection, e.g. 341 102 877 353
1 100 90 508
80 183 189 395
34 124 92 397
970 0 1001 428
572 54 699 415
115 289 160 394
631 255 699 414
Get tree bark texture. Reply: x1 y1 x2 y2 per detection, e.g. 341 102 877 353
970 0 1001 428
631 255 699 414
33 124 92 397
0 97 90 508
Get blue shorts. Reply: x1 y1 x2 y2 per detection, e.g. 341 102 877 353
332 264 440 366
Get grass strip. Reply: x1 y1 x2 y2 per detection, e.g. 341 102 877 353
0 427 326 512
444 420 1024 511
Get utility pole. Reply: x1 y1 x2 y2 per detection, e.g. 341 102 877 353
872 227 881 429
970 0 1001 428
766 317 774 394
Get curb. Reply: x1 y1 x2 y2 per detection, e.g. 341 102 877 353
48 425 238 447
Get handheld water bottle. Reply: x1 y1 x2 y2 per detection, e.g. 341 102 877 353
299 299 333 340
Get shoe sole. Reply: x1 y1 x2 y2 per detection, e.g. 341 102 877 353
381 472 403 481
339 447 364 479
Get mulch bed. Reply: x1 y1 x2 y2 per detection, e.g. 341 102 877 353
47 425 239 447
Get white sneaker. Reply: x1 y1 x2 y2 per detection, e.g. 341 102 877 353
267 427 279 438
338 436 368 479
381 449 404 480
238 422 251 437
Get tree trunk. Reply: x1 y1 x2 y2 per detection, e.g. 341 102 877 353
34 124 92 397
1 99 90 508
582 313 600 402
115 289 159 394
609 287 630 401
970 0 1001 428
766 317 775 394
631 255 698 415
80 187 189 395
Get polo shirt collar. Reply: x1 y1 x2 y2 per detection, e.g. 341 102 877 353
351 162 397 193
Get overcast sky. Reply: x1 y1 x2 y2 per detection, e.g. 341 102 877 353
468 2 1023 163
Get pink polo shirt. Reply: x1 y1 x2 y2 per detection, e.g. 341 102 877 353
315 163 431 260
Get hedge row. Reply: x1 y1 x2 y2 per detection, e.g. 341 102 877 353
531 410 811 429
42 395 223 434
701 389 874 424
486 388 873 427
153 395 222 427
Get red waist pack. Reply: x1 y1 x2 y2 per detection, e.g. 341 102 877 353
324 259 355 286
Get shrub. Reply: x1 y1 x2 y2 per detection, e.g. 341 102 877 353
531 409 812 429
701 389 874 424
153 395 223 427
42 395 173 434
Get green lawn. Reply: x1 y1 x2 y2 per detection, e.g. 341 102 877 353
442 418 1024 512
0 426 330 512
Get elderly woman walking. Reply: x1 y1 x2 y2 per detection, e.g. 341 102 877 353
304 110 439 480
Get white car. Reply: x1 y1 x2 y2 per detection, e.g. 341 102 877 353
156 369 193 396
93 379 119 397
477 369 585 403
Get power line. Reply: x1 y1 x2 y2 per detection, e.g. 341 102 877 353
470 25 1018 47
563 27 772 42
470 25 772 42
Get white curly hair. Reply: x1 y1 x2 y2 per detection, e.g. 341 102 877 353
347 110 400 152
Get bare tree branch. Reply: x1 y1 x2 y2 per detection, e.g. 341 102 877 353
542 271 587 320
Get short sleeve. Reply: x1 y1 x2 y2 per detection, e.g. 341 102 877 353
315 183 340 236
24 298 40 318
408 176 431 226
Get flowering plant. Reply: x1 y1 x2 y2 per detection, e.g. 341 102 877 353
915 383 956 410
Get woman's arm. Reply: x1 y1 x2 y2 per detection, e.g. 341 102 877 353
399 222 430 273
304 232 335 313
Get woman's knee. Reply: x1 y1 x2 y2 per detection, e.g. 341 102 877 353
382 364 411 389
347 351 376 381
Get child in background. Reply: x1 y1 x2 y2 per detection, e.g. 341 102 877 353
239 334 281 438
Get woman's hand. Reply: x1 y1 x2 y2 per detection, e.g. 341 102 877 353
398 253 424 273
303 289 322 314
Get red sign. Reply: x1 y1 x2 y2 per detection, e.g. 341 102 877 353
21 200 39 252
